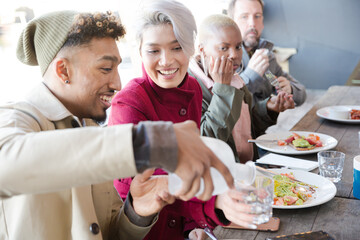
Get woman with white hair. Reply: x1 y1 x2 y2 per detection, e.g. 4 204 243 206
109 1 210 239
109 1 266 239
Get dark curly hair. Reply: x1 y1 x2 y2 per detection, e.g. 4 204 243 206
63 11 126 47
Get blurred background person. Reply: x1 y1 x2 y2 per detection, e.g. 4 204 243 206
228 0 306 106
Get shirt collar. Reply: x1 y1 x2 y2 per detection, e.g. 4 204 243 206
24 82 74 121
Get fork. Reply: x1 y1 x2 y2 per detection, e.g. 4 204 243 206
204 226 218 240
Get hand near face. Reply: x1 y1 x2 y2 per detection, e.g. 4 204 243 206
173 120 234 201
266 91 295 113
208 56 233 85
215 189 259 228
276 76 292 94
247 49 269 77
130 169 175 217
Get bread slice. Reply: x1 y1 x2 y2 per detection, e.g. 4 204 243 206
293 145 316 151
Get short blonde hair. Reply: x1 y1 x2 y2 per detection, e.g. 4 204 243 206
198 14 240 45
135 0 197 57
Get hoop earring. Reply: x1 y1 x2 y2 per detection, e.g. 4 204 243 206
65 80 70 84
200 53 208 77
234 60 244 75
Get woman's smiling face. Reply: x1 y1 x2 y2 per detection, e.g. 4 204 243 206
140 24 189 89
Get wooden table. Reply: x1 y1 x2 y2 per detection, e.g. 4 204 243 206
211 86 360 240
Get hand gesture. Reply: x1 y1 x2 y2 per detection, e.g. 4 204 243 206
173 121 234 201
247 49 269 77
266 91 295 113
215 189 259 228
276 76 292 94
130 169 175 217
188 228 207 240
208 56 233 85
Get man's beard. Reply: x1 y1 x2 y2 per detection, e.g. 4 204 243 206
243 28 260 49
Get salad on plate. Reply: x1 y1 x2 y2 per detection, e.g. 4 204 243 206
273 172 317 206
277 133 323 151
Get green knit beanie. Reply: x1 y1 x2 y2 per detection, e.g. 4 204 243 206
16 10 78 76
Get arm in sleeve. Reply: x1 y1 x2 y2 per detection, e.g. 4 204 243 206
109 190 158 240
109 102 178 173
0 109 137 198
0 109 178 198
200 83 244 142
240 67 273 101
269 57 307 106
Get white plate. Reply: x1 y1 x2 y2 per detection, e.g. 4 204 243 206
316 105 360 123
271 169 337 209
255 131 337 155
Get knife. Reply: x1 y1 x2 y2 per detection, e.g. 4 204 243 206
248 139 278 143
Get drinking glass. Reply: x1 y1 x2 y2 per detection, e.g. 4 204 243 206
235 174 273 225
317 151 345 183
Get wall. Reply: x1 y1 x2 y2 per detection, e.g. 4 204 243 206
262 0 360 89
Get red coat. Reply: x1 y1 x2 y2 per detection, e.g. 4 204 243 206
109 68 228 239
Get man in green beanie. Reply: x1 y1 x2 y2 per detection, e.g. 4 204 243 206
0 11 233 240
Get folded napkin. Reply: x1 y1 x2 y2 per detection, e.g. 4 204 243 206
256 153 318 171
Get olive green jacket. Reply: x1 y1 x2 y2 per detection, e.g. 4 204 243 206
190 73 278 162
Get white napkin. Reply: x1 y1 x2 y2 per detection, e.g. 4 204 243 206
256 153 318 171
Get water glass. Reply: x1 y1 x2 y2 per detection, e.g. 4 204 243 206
235 175 273 225
317 151 345 183
353 155 360 200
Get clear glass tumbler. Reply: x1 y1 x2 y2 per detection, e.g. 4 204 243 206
317 151 345 183
235 174 274 225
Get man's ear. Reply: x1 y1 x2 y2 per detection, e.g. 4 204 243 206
55 58 70 83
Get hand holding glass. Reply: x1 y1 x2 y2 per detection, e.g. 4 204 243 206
235 174 273 226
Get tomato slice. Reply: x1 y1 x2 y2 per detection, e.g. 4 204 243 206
292 133 301 139
285 136 295 144
305 138 317 145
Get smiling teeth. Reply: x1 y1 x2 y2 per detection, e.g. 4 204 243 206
100 95 112 103
160 69 177 75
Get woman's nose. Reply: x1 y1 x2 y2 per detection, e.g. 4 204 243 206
159 50 172 66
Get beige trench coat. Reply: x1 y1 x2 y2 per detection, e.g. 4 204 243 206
0 83 156 240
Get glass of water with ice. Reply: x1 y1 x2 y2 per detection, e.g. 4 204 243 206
235 174 273 226
317 151 345 183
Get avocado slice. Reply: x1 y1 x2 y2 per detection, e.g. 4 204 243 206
292 138 312 148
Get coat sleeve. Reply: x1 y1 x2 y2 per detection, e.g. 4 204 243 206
269 56 307 106
0 107 137 198
240 66 273 102
200 82 244 143
109 188 158 240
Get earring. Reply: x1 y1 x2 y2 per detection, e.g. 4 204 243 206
234 60 244 75
65 80 70 84
200 52 208 77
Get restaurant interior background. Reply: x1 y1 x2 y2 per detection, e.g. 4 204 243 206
1 0 359 104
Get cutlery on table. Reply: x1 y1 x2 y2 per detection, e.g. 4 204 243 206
248 139 278 143
204 226 218 240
